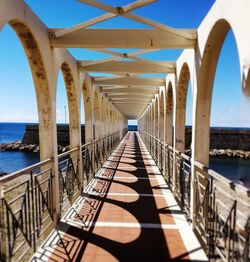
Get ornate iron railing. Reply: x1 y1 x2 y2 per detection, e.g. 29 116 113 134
164 144 174 188
158 140 164 173
194 164 250 261
82 141 94 185
58 148 80 215
175 150 192 220
139 128 250 261
0 159 54 262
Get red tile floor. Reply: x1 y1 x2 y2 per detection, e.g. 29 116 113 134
32 132 207 261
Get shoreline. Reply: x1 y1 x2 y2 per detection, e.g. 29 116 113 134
0 141 70 154
2 141 250 159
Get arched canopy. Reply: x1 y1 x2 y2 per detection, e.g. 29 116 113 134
58 61 80 148
165 81 174 146
175 63 191 152
159 89 165 141
195 19 241 164
8 20 53 160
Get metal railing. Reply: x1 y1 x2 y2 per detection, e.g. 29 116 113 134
58 147 80 215
0 130 125 261
194 163 250 261
82 141 94 185
175 150 192 220
0 159 54 262
139 128 250 261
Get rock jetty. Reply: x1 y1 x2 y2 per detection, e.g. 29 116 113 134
209 148 250 159
185 148 250 159
0 141 69 154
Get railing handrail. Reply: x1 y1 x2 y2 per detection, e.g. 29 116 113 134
0 158 52 183
58 147 79 158
81 141 93 147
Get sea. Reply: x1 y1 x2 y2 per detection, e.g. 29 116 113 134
0 123 249 186
0 123 39 174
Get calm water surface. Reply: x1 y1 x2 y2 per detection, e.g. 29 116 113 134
0 122 39 173
209 156 250 187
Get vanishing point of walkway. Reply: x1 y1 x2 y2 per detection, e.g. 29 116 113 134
32 132 207 261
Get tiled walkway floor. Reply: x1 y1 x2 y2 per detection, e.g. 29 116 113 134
32 132 207 261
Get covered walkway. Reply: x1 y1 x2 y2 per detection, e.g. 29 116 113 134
32 132 207 261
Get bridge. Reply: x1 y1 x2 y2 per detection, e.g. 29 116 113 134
0 0 250 261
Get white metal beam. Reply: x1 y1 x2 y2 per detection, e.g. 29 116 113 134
57 0 156 37
110 97 151 101
80 49 159 67
80 60 175 74
77 0 196 40
93 75 165 86
102 87 157 94
101 86 158 91
50 29 196 49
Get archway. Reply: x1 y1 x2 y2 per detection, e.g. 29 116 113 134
165 82 174 146
195 19 246 165
82 77 93 143
207 30 250 183
0 21 53 164
175 63 191 153
59 62 79 149
93 90 101 140
159 90 165 142
0 24 40 173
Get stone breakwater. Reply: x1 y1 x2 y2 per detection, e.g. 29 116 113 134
209 149 250 158
183 148 250 159
0 141 70 154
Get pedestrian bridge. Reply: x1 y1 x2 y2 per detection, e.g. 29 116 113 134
0 0 250 261
0 131 249 261
31 132 207 261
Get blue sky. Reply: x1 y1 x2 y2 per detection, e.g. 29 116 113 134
0 0 249 127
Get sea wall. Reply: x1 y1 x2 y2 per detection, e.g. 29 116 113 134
185 127 250 150
22 124 85 146
22 126 250 150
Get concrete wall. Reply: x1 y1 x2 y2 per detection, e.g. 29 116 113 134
22 124 85 146
185 128 250 150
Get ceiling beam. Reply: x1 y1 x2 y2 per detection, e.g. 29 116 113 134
110 97 151 101
78 0 196 40
78 0 156 14
113 102 148 105
80 61 175 74
50 29 196 49
85 48 161 67
101 85 158 91
93 76 165 86
102 87 157 94
56 0 156 37
108 94 153 99
116 107 144 110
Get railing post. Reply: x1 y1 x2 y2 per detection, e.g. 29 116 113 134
190 162 197 227
77 146 84 193
51 157 60 224
172 149 177 195
0 185 6 261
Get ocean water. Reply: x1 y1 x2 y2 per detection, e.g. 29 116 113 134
209 156 250 186
0 122 27 143
128 125 138 131
0 122 39 174
0 123 249 184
